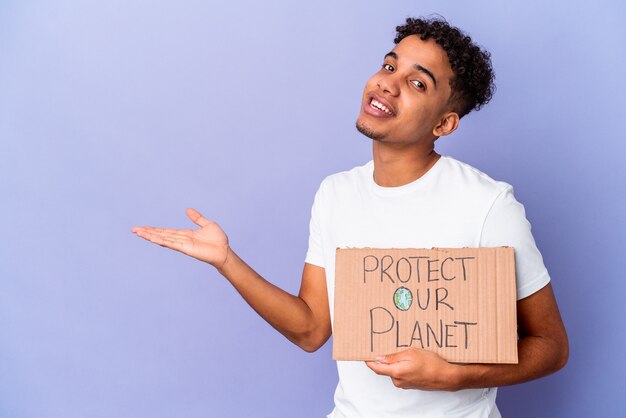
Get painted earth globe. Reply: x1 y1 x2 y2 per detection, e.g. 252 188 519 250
393 287 413 311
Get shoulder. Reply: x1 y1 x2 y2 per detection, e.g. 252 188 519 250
439 156 510 190
438 156 512 200
317 160 373 194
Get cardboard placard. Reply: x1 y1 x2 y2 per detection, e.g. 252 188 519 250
333 247 518 363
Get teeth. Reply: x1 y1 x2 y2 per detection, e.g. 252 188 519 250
370 99 392 115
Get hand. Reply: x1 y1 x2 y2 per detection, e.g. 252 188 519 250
366 348 460 391
132 208 230 269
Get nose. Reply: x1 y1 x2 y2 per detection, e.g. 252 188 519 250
377 73 400 96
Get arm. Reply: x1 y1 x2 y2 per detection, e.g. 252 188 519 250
366 283 568 390
218 252 331 352
132 208 332 352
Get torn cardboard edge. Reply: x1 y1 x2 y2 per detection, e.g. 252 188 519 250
332 247 518 364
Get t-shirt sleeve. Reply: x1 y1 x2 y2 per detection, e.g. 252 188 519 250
480 186 551 300
304 183 325 268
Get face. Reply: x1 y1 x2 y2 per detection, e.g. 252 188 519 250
356 35 457 145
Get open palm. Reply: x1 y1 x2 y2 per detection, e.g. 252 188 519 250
132 208 229 268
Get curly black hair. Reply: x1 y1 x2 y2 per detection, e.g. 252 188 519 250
395 17 495 118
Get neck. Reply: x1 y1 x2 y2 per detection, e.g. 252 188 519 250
372 140 440 187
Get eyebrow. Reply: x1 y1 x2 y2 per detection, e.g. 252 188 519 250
384 51 438 88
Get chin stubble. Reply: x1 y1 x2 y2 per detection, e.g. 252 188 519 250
355 120 384 141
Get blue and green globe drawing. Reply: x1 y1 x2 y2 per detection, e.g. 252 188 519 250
393 287 413 311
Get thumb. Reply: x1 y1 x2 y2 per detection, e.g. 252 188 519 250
186 207 211 227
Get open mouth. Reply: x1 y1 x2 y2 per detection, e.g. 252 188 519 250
369 98 394 116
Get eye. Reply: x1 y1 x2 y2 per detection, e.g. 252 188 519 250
382 63 395 72
411 80 426 90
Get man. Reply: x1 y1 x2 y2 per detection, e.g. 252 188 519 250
132 17 568 417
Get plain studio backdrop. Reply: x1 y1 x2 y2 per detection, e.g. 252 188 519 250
1 1 625 417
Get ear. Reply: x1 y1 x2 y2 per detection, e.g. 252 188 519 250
432 112 460 137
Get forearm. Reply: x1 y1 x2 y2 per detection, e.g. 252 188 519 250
450 333 568 390
450 285 569 390
217 247 326 351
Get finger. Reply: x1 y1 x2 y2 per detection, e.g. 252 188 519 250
378 348 418 364
141 230 192 244
186 208 211 227
375 353 401 364
133 227 190 240
365 361 381 373
134 229 188 250
132 226 163 234
391 378 408 389
152 226 194 237
365 361 395 376
133 226 193 237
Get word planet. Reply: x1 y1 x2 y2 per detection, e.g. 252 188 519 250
393 287 413 311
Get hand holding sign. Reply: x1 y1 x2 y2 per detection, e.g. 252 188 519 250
366 348 459 391
132 208 230 269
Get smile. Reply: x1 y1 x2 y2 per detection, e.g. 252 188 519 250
370 98 394 116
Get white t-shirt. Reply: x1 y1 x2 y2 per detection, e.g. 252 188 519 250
305 156 550 418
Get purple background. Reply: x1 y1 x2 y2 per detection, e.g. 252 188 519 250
1 1 625 417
